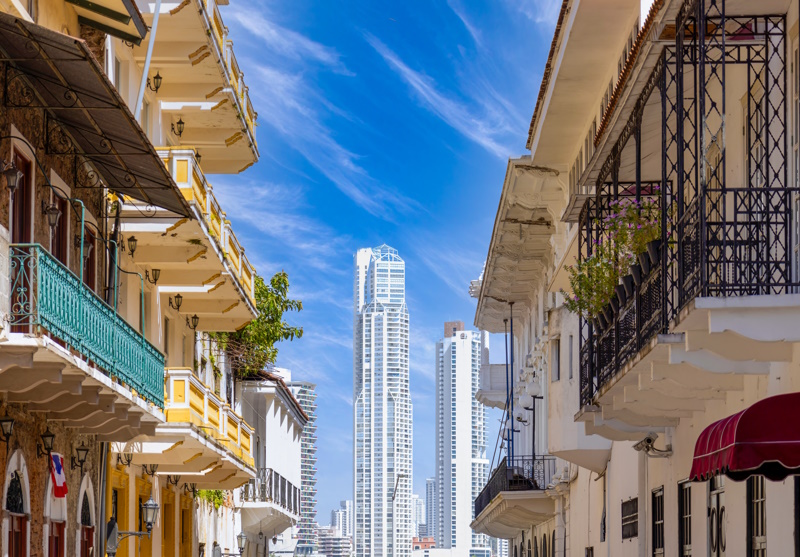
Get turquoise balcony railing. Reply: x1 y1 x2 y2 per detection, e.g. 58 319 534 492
9 244 165 408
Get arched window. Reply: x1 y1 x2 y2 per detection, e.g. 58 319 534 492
5 458 28 557
542 533 548 557
528 539 532 557
520 541 524 557
534 537 539 557
80 492 94 557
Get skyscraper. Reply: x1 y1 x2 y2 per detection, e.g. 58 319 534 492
425 478 436 541
434 323 490 554
331 500 353 539
288 381 319 555
411 494 426 537
353 245 413 557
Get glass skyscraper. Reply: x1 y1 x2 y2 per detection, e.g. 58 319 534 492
353 245 412 557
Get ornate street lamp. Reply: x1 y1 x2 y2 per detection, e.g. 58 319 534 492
37 427 55 458
147 71 163 93
71 441 90 473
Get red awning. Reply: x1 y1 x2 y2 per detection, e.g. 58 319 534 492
691 392 800 482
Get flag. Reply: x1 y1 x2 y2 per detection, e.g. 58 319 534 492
50 453 68 498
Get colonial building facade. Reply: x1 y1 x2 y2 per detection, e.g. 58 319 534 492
473 0 800 556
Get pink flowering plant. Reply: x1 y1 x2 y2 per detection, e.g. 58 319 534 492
605 195 660 262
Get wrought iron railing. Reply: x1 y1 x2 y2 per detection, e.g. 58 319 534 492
240 467 300 515
474 456 557 518
578 8 799 407
9 244 165 407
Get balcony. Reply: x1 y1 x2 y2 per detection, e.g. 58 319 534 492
134 0 258 173
471 456 557 539
9 244 164 408
126 368 254 488
239 468 301 536
120 148 257 332
576 10 800 439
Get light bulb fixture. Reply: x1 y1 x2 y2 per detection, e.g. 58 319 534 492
237 532 247 554
167 474 180 487
71 440 90 473
187 314 199 330
42 200 61 231
172 118 185 137
147 71 162 93
145 268 161 285
2 161 22 195
117 452 133 467
126 236 138 258
169 293 183 311
37 427 55 458
142 463 158 477
195 150 201 164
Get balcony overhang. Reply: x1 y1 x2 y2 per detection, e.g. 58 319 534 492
475 157 566 333
133 0 258 173
0 337 162 440
67 0 148 44
476 363 508 410
240 504 297 538
471 491 555 538
579 295 800 440
0 13 190 216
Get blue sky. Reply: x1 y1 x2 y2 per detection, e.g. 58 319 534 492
212 0 559 523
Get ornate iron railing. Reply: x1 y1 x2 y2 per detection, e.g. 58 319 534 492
578 6 798 407
9 244 165 407
240 467 300 515
474 456 557 518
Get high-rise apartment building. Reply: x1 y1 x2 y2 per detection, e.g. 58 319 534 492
331 500 353 538
353 245 413 557
288 380 319 555
434 323 490 554
411 494 426 537
425 478 436 541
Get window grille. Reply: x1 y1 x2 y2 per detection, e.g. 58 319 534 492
622 498 638 540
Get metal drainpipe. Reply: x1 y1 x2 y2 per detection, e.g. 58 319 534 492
134 0 163 120
98 441 108 557
504 318 510 463
509 302 515 463
638 450 647 557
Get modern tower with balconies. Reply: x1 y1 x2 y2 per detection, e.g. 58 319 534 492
353 245 413 557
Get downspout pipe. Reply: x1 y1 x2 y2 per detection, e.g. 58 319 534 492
134 0 163 120
509 302 515 463
504 318 510 463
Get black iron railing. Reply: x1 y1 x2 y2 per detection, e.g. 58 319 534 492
474 456 557 518
240 468 300 515
578 5 798 407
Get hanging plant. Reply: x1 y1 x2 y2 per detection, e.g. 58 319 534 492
562 243 617 319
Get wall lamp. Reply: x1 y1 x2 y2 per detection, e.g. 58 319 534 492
143 463 158 477
105 496 159 556
0 418 14 456
42 201 61 231
37 427 55 458
2 160 22 195
147 71 162 93
172 118 185 138
126 236 138 258
74 234 94 264
167 475 180 487
145 268 161 285
184 483 198 497
187 314 199 330
195 151 202 164
169 294 183 311
71 441 89 473
117 452 133 467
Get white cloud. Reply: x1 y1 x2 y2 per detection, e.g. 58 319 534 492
505 0 562 25
413 240 485 302
366 34 514 159
446 0 483 46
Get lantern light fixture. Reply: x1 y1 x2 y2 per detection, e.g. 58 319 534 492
42 201 61 231
37 427 55 458
145 268 161 285
187 314 199 330
71 440 90 473
169 294 183 311
117 452 133 467
237 532 247 554
2 161 22 195
172 118 185 137
147 71 162 93
126 236 138 258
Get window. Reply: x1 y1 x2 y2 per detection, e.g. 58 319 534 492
50 194 68 265
585 549 594 557
622 498 638 540
551 338 560 382
49 521 65 557
652 487 664 556
568 335 574 379
679 481 691 556
80 492 94 557
747 475 766 557
551 530 556 557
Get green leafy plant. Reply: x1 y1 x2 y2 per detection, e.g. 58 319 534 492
197 489 226 509
561 243 617 319
219 272 303 379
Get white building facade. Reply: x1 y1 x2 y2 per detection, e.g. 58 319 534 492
331 500 353 539
472 1 800 556
425 478 436 541
353 245 413 557
434 322 490 555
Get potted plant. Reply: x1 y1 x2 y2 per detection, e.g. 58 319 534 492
562 243 617 326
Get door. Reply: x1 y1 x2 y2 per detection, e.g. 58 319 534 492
48 521 65 557
8 514 27 557
80 525 94 557
10 152 33 333
11 151 32 244
709 476 726 557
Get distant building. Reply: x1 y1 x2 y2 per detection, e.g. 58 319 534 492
287 378 319 554
425 478 436 541
331 500 353 539
434 323 489 553
318 525 354 557
411 494 426 538
412 537 435 551
353 245 413 557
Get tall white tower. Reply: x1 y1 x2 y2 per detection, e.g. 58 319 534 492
435 322 490 554
425 478 436 540
353 245 413 557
